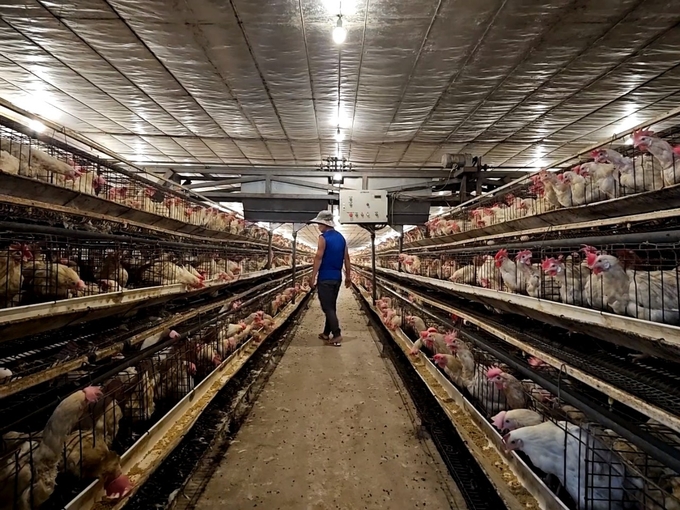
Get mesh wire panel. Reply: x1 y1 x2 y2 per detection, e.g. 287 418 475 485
0 122 287 247
354 276 680 510
374 240 680 327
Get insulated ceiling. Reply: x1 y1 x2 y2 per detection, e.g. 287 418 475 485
0 0 679 172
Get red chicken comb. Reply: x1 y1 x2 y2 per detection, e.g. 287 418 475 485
586 251 598 267
541 258 556 271
514 249 532 260
486 367 503 379
673 146 680 156
492 411 507 430
105 474 133 500
419 330 430 338
571 164 582 174
632 129 655 146
433 353 445 361
580 244 598 254
494 249 509 261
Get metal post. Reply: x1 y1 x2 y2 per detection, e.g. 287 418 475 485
266 230 273 270
292 230 297 303
371 230 377 306
397 231 404 272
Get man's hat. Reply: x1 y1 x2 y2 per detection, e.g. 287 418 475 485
309 210 335 228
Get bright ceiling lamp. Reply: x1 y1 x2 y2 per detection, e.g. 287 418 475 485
334 126 344 142
332 15 347 44
28 119 45 132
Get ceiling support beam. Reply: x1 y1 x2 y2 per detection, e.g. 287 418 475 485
381 179 457 193
270 175 338 192
184 176 263 190
202 192 338 202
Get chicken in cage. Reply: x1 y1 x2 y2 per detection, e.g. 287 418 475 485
0 125 299 247
0 228 278 311
416 129 680 243
382 239 680 328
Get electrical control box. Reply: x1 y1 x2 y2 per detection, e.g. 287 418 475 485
338 190 388 224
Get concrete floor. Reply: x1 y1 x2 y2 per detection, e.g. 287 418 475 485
195 288 465 510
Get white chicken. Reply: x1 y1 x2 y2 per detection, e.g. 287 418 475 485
0 150 20 175
577 161 618 199
539 170 572 208
588 254 630 315
28 262 86 299
491 409 543 432
142 261 205 289
475 255 502 290
504 421 640 510
592 147 663 193
154 361 195 402
0 387 103 510
494 249 526 293
626 265 680 324
541 256 586 306
452 342 506 415
514 250 560 300
450 264 476 285
632 129 680 187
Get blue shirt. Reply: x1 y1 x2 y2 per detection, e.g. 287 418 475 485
318 229 346 282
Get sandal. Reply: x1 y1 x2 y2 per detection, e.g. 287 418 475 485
328 336 342 347
318 333 330 341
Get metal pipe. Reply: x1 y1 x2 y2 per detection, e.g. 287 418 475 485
397 234 404 272
292 231 298 304
266 230 274 269
371 230 377 305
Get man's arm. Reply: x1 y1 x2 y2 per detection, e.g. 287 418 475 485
344 244 352 288
310 236 326 287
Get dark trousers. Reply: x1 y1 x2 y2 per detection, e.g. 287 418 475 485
318 280 342 337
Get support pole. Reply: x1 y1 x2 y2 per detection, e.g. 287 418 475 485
266 230 273 270
292 231 297 303
397 226 404 272
371 230 377 306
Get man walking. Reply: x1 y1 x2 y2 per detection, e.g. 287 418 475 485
309 210 351 347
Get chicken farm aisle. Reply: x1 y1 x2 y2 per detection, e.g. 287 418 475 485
194 288 466 509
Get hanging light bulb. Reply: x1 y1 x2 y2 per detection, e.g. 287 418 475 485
332 15 347 44
28 119 46 133
334 126 344 142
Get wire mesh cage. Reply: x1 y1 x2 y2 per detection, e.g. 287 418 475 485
0 120 284 245
414 116 680 244
0 272 311 510
376 239 680 327
357 278 680 510
0 228 278 311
